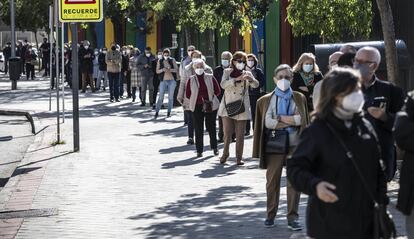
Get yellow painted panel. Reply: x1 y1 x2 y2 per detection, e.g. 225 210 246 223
105 18 114 48
146 11 157 52
243 31 252 54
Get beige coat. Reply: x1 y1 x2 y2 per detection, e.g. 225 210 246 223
218 68 259 120
186 74 220 112
105 50 122 73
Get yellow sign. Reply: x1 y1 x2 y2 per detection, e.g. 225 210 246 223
59 0 103 22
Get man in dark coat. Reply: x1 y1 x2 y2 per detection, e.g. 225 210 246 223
354 46 405 181
40 38 50 76
394 91 414 238
137 47 156 106
2 42 11 75
78 40 95 93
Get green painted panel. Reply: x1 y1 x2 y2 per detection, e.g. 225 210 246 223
264 0 280 91
126 20 136 46
216 31 230 67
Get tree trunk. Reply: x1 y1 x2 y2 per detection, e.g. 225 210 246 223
376 0 399 86
111 17 123 46
184 27 191 46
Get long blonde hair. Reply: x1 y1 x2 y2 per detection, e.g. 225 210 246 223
292 52 320 73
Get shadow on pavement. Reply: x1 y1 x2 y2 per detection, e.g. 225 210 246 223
127 186 306 238
161 156 214 169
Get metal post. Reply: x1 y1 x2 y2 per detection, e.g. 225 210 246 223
55 1 60 143
71 23 80 152
49 5 53 111
10 0 16 89
61 22 65 123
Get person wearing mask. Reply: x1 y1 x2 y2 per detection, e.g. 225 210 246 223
97 47 108 91
129 48 141 103
93 48 100 87
252 64 308 230
354 46 405 181
245 53 265 136
137 47 156 107
291 53 323 111
312 51 343 108
213 51 232 143
178 50 212 145
394 91 414 238
78 40 95 93
185 59 221 157
16 41 24 75
126 46 133 98
287 68 388 239
106 43 122 102
21 40 28 75
218 51 259 166
3 42 11 75
155 48 178 119
120 46 130 99
152 50 163 109
40 38 50 76
24 44 37 81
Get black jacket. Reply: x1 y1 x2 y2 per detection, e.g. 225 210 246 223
291 71 323 111
213 66 225 100
98 53 107 71
3 46 11 59
362 77 405 181
287 114 387 239
248 67 265 96
78 47 95 74
394 91 414 215
121 54 129 73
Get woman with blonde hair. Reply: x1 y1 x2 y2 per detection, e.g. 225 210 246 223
291 53 323 111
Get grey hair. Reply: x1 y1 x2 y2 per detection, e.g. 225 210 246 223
273 64 293 77
358 46 381 64
192 59 205 69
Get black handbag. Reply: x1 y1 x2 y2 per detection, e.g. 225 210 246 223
265 96 291 154
224 81 246 117
265 129 289 154
326 123 397 239
202 98 213 113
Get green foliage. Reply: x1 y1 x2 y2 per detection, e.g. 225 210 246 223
0 0 53 32
144 0 274 35
287 0 373 42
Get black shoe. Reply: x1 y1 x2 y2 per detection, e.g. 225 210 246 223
154 112 158 119
116 99 120 102
213 149 219 156
187 138 194 145
103 87 106 91
140 103 145 107
264 218 275 228
152 105 156 110
132 98 136 102
167 112 171 118
197 153 203 158
120 96 124 99
110 99 114 102
288 220 302 231
127 96 131 99
245 131 250 136
217 138 224 143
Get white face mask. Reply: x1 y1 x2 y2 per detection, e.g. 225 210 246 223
342 90 365 113
276 78 291 91
157 54 162 60
302 64 313 73
84 45 89 50
102 51 107 54
235 62 245 71
146 53 151 57
163 56 169 60
126 50 131 55
221 59 229 68
195 68 204 75
247 60 255 68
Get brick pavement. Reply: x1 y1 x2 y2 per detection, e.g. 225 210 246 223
0 77 408 238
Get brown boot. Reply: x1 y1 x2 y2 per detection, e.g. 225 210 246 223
236 159 245 166
220 155 228 164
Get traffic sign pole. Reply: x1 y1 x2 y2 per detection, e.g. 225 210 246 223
71 23 80 152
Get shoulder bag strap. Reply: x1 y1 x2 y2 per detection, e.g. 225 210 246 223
325 122 379 206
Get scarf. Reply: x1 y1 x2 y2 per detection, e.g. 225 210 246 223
230 68 243 78
274 87 295 132
299 72 315 86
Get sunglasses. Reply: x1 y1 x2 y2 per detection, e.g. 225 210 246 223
234 59 246 63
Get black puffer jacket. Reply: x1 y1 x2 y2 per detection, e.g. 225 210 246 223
394 91 414 215
287 113 387 239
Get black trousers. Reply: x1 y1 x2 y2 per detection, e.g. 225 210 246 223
246 94 259 133
25 63 35 80
185 110 194 139
192 105 218 153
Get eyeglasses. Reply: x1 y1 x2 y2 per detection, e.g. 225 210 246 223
188 49 194 52
354 58 376 65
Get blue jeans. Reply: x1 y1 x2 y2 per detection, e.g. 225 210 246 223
108 72 120 100
156 80 176 113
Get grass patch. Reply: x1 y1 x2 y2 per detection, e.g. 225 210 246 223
51 140 66 146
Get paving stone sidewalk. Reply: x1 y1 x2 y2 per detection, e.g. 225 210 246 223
0 77 408 238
